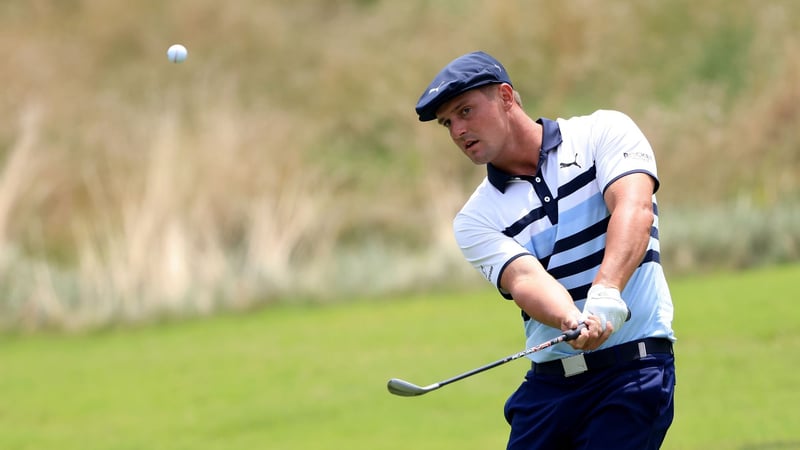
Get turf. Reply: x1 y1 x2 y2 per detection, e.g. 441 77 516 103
1 265 798 449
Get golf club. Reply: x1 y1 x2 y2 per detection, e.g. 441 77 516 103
387 323 587 397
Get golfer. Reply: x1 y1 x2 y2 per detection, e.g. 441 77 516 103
415 51 676 449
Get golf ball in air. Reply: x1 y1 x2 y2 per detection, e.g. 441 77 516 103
167 44 188 63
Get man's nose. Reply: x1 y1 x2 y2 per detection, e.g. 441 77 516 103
450 120 466 139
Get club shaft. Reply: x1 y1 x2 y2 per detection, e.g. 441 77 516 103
431 324 585 389
435 356 512 388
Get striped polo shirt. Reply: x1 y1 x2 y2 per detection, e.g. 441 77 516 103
453 110 675 362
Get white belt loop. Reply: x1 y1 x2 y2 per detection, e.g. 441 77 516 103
561 353 588 377
638 341 648 359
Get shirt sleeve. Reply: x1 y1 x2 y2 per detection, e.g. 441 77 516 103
453 208 531 299
591 110 660 194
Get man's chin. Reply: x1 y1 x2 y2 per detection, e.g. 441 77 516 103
469 155 489 165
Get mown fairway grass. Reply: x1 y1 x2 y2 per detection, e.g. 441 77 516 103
2 265 798 450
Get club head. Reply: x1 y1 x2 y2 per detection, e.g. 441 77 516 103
387 378 440 397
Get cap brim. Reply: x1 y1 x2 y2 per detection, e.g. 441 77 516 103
416 80 503 122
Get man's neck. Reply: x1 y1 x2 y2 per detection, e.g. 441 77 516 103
492 115 543 176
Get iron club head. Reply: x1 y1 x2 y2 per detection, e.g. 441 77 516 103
387 378 441 397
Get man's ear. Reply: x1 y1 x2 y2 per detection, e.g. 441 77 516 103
497 83 515 110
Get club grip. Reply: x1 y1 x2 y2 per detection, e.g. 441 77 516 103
563 323 587 341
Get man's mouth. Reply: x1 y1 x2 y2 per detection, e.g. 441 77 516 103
465 139 478 150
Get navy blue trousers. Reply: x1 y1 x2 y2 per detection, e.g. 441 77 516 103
504 353 675 450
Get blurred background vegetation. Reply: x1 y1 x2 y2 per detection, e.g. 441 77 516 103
1 0 798 331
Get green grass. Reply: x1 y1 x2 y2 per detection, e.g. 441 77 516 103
2 265 799 450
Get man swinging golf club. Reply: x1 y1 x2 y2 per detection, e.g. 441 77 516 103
413 51 677 449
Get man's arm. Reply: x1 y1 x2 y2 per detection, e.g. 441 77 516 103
500 255 608 349
594 173 656 291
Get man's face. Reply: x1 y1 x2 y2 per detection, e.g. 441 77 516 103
435 85 508 165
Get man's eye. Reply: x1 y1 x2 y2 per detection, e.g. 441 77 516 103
461 107 471 117
442 120 451 128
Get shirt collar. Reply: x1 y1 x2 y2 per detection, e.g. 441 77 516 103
487 118 563 193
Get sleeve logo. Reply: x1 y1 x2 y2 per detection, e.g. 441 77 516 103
479 265 494 281
623 151 653 162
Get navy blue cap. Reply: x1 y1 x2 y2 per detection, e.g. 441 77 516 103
415 51 512 122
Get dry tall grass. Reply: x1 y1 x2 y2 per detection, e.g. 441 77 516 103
1 0 798 330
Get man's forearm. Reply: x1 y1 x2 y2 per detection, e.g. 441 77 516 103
501 255 582 330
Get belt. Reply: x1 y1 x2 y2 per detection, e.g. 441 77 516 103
531 337 673 377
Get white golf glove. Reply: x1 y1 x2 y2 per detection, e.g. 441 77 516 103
583 285 630 333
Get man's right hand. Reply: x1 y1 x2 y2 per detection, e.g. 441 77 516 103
564 314 611 351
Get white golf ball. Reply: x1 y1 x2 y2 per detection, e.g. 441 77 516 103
167 44 188 63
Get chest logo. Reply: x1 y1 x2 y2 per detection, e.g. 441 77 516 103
560 153 582 169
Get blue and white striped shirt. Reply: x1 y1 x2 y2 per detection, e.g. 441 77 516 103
454 110 675 362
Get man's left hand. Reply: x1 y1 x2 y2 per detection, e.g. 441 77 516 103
583 284 629 333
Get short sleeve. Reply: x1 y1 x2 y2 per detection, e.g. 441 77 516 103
591 110 660 194
453 209 531 298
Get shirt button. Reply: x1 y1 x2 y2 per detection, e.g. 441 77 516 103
544 196 551 202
